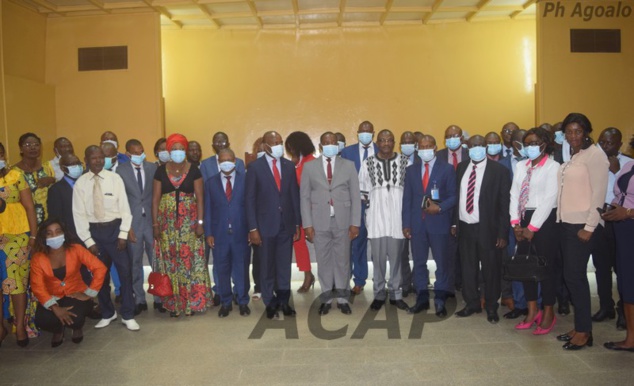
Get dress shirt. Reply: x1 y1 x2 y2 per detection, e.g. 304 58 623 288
605 152 633 204
562 139 571 163
72 169 132 248
358 142 375 162
50 157 64 181
459 158 487 224
265 154 282 178
509 157 559 231
448 149 463 164
407 153 416 167
557 144 608 231
322 156 336 216
133 165 146 190
221 170 236 194
612 160 634 208
502 144 514 159
63 175 77 188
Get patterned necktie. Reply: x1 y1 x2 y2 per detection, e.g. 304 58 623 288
225 175 232 201
519 165 533 219
466 165 477 214
93 174 105 221
422 163 430 192
272 159 281 191
363 146 369 161
452 152 458 170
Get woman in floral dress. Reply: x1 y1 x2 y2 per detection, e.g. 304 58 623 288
152 134 212 317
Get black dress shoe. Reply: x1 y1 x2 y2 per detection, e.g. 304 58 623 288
17 337 29 348
487 311 500 324
218 305 232 318
503 308 528 319
239 305 251 316
592 308 616 322
134 304 143 316
266 306 279 320
558 302 570 316
402 284 415 298
556 332 573 342
318 303 331 315
435 305 447 317
390 299 410 311
604 341 634 352
279 304 296 316
370 299 385 311
455 307 482 317
616 312 627 331
337 303 352 315
563 334 593 350
51 338 64 348
408 302 430 314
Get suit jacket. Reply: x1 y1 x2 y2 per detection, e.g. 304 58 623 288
246 156 301 237
402 159 456 234
47 178 77 236
340 142 379 172
436 147 469 169
498 155 513 182
454 159 511 249
204 169 248 242
116 161 157 231
200 155 246 183
300 156 361 231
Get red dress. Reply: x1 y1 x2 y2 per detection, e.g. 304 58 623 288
294 154 315 272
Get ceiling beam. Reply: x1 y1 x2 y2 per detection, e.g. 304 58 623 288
246 0 263 27
292 0 299 27
379 0 394 25
190 0 220 28
87 0 112 14
337 0 347 26
511 0 536 18
142 0 183 28
26 0 65 16
466 0 491 22
422 0 444 24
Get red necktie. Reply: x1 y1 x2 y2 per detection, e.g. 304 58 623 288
272 159 281 191
452 152 458 170
466 165 477 214
327 158 332 184
422 163 429 192
225 175 232 201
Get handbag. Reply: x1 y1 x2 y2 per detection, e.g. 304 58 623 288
503 241 548 282
147 242 173 297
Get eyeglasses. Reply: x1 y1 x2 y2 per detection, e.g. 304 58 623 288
22 143 41 149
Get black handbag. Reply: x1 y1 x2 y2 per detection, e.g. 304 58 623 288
503 242 548 282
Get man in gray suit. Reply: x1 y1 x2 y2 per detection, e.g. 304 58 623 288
117 139 160 314
301 132 361 315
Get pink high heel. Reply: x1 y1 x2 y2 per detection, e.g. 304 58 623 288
533 315 557 335
515 310 543 330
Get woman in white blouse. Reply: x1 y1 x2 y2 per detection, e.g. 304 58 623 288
509 127 560 335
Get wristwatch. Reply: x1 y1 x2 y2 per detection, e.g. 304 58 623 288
197 220 203 225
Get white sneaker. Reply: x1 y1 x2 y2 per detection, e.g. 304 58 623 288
122 318 140 331
94 312 118 329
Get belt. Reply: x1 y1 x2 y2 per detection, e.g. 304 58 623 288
89 219 122 228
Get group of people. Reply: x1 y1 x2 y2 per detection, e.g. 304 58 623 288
0 113 633 353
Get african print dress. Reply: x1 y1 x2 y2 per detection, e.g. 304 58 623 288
154 165 212 314
13 162 54 225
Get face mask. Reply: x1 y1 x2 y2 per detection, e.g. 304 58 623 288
321 144 339 158
46 234 65 250
400 144 416 156
514 141 527 158
526 145 543 161
66 164 83 179
257 151 265 158
358 132 373 146
219 161 235 173
130 153 146 166
338 141 345 153
102 140 118 149
158 150 170 163
54 149 61 160
170 150 186 163
487 144 502 156
0 160 5 169
104 157 115 170
445 137 461 151
418 149 435 162
468 146 487 162
462 143 468 149
554 131 564 145
269 144 284 159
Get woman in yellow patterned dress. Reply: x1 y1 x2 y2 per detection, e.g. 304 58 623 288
12 133 56 226
0 142 38 347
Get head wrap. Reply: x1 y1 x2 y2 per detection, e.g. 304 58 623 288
166 133 188 151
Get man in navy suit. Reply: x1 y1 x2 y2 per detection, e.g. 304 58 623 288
204 149 251 318
340 120 378 295
246 131 301 319
402 135 457 317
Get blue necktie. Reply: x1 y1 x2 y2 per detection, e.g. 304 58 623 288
363 146 369 161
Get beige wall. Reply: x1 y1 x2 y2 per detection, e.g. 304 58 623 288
46 12 163 159
162 21 536 156
537 0 634 146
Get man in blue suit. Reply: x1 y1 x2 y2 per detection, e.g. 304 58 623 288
402 135 457 317
200 131 246 304
340 120 378 295
204 149 251 318
246 131 301 319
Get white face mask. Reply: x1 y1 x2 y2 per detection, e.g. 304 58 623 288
46 234 65 250
0 160 6 169
269 144 284 159
102 139 118 149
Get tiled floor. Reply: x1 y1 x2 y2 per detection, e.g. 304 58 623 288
1 269 633 385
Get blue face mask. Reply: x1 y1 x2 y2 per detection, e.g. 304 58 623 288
400 144 416 156
445 137 462 150
525 145 543 161
130 153 146 166
66 164 83 179
219 161 235 173
514 141 527 158
170 150 186 163
46 234 65 250
269 144 284 159
257 151 265 158
0 160 6 170
417 149 435 162
468 146 487 162
554 131 564 145
487 144 502 156
338 141 345 153
358 132 373 146
321 144 339 158
104 157 115 170
158 150 170 163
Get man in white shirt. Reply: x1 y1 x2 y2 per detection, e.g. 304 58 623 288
49 137 74 181
72 145 140 331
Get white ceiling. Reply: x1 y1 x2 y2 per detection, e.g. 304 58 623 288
12 0 536 29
